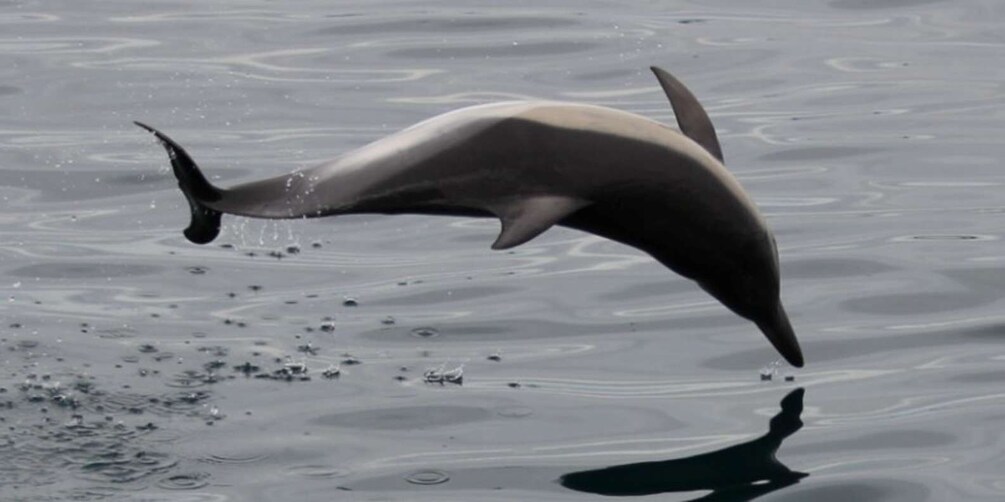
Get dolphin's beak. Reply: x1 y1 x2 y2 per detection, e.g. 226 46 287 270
757 302 804 367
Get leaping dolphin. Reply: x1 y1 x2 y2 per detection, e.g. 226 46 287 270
137 66 804 367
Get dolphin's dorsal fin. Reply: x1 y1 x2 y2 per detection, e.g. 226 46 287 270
489 195 589 250
650 66 724 163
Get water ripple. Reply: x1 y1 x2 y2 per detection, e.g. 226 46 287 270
111 10 317 23
155 472 211 490
0 12 60 24
829 0 944 10
388 91 539 105
826 56 913 72
313 14 581 36
75 48 440 83
404 469 450 485
0 36 157 54
200 452 270 465
287 464 350 479
465 370 884 399
386 40 597 59
812 392 1005 427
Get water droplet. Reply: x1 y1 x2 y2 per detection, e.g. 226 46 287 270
234 362 260 376
208 406 224 420
342 297 358 307
405 469 450 485
410 327 439 339
759 360 780 381
283 361 308 374
423 365 463 385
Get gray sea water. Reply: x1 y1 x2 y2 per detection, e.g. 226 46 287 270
2 0 1004 500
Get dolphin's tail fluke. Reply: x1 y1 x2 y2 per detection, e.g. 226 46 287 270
135 122 223 244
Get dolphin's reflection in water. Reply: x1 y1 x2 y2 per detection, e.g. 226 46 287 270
560 388 807 500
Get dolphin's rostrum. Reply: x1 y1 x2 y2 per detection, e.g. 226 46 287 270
137 66 804 367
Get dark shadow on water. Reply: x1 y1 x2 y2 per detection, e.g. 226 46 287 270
560 388 807 500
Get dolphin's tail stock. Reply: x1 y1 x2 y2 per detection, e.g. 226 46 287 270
135 122 223 244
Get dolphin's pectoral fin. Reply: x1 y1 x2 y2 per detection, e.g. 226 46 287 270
489 195 589 250
650 66 724 163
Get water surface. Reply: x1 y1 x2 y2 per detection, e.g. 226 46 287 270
2 0 1004 500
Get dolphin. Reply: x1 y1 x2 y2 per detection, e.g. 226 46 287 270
136 66 804 367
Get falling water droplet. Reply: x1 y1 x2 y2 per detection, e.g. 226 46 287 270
759 360 780 381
